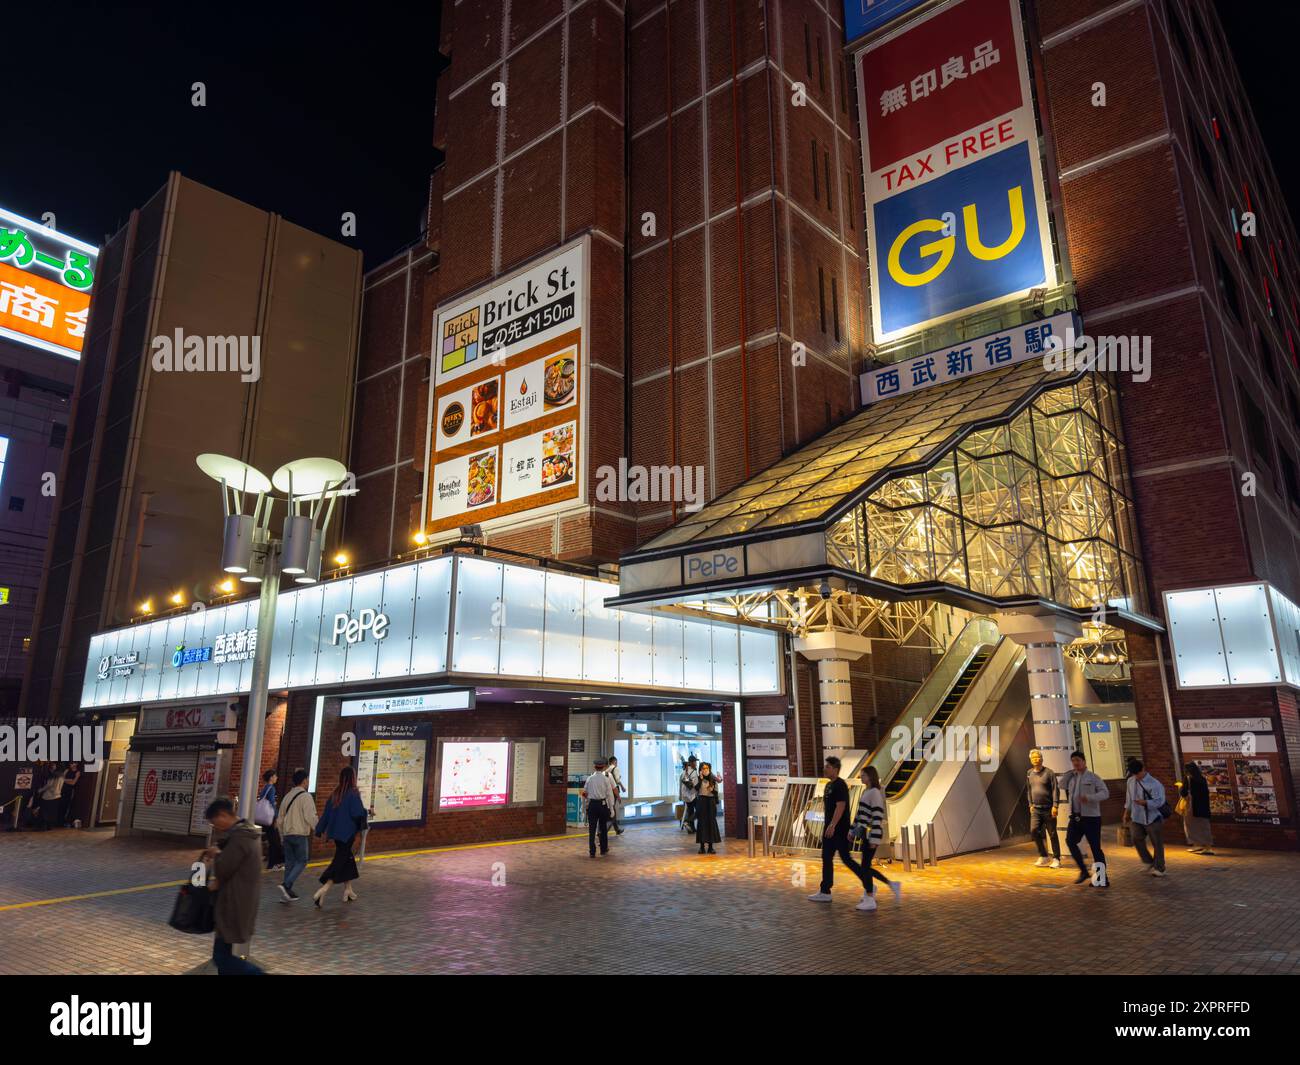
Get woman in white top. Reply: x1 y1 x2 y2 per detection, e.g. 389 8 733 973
851 765 901 911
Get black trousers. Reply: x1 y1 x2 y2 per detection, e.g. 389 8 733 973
1029 805 1061 858
1065 815 1105 873
588 799 610 855
820 832 868 894
858 843 893 895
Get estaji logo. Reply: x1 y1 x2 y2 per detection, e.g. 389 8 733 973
873 141 1046 336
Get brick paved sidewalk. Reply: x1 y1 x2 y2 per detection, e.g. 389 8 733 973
2 823 1298 974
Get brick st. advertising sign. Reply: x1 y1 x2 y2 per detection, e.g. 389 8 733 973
424 238 588 537
855 0 1056 342
0 205 98 360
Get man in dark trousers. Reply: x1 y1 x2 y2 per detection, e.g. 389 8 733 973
1058 751 1110 887
1026 748 1061 868
582 759 615 857
203 798 266 974
806 756 869 904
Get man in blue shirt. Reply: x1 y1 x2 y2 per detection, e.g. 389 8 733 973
1124 758 1168 877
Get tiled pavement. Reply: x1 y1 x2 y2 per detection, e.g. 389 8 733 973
2 823 1299 975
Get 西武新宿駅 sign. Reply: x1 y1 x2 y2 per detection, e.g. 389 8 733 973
0 206 97 360
859 309 1080 404
854 0 1056 343
425 239 588 535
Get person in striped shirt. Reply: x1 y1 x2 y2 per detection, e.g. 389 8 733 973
852 765 901 912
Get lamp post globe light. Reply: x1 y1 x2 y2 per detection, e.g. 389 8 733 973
196 453 355 823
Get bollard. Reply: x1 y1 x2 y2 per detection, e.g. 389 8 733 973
747 816 756 858
915 823 926 869
928 820 938 866
901 824 912 872
761 815 770 857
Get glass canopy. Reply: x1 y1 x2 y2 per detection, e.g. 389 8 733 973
616 362 1152 624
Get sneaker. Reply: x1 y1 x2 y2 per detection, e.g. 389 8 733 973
1199 849 1215 855
888 881 902 903
1049 858 1061 869
855 895 878 912
1033 857 1049 867
1074 871 1090 884
277 884 293 903
284 886 299 900
1151 868 1166 877
806 892 832 902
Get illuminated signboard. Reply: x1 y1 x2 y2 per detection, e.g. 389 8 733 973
424 238 588 536
0 206 98 360
438 740 510 809
855 0 1056 343
843 0 931 45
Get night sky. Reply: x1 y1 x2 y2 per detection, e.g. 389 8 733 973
0 3 1294 270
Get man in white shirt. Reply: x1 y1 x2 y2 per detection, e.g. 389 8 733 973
1124 758 1168 877
605 756 626 836
583 759 615 857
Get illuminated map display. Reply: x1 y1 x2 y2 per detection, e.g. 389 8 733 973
356 721 431 827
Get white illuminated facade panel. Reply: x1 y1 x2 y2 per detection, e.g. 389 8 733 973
1164 582 1300 689
80 554 784 708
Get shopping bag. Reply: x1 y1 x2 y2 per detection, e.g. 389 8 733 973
168 883 215 935
1118 823 1132 847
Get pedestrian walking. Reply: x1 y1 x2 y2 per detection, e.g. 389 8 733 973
851 764 900 911
807 756 869 903
1124 758 1169 877
39 763 67 831
256 769 285 870
695 761 722 854
1058 751 1110 887
275 768 317 902
202 797 265 975
1177 762 1214 854
678 756 700 832
1026 748 1061 868
583 758 615 857
605 755 626 836
312 767 368 907
59 762 82 827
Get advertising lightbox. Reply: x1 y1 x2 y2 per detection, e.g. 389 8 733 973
0 206 98 360
424 239 588 536
843 0 931 46
438 740 511 809
855 0 1056 343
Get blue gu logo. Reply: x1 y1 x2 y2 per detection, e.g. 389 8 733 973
873 142 1047 336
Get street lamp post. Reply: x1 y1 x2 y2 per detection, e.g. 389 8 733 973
195 454 355 823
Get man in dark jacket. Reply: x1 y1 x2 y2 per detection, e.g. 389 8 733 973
203 798 266 975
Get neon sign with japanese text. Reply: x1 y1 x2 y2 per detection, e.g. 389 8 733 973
0 206 98 361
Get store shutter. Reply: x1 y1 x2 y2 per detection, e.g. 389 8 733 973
131 751 200 833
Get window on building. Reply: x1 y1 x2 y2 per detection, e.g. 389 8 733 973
845 170 855 230
1238 381 1275 479
839 62 848 113
50 422 67 449
8 496 23 512
1281 449 1300 509
0 436 7 491
824 149 833 216
831 275 841 343
818 266 827 333
1215 247 1243 323
811 139 819 202
1258 326 1279 390
804 23 813 78
817 35 825 92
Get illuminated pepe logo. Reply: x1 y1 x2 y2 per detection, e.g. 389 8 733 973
887 185 1027 287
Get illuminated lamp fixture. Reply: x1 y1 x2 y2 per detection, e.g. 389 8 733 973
199 454 273 575
333 551 350 567
139 600 153 615
272 457 351 576
218 579 235 594
412 530 428 546
169 591 184 606
459 523 484 543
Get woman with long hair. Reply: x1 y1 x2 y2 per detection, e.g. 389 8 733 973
312 766 368 907
257 768 285 870
1178 762 1214 854
694 762 722 854
851 764 901 911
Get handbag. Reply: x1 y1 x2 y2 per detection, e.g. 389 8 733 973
254 787 276 827
1174 795 1189 817
168 883 215 935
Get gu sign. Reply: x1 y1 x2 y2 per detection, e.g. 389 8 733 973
0 205 98 360
331 608 390 646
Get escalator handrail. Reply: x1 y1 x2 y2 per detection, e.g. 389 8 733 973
862 616 1000 788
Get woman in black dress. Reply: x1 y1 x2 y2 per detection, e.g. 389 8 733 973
695 762 722 854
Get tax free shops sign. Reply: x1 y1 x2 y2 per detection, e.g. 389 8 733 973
0 205 98 360
854 0 1056 343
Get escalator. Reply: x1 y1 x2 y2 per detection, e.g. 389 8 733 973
884 646 993 799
